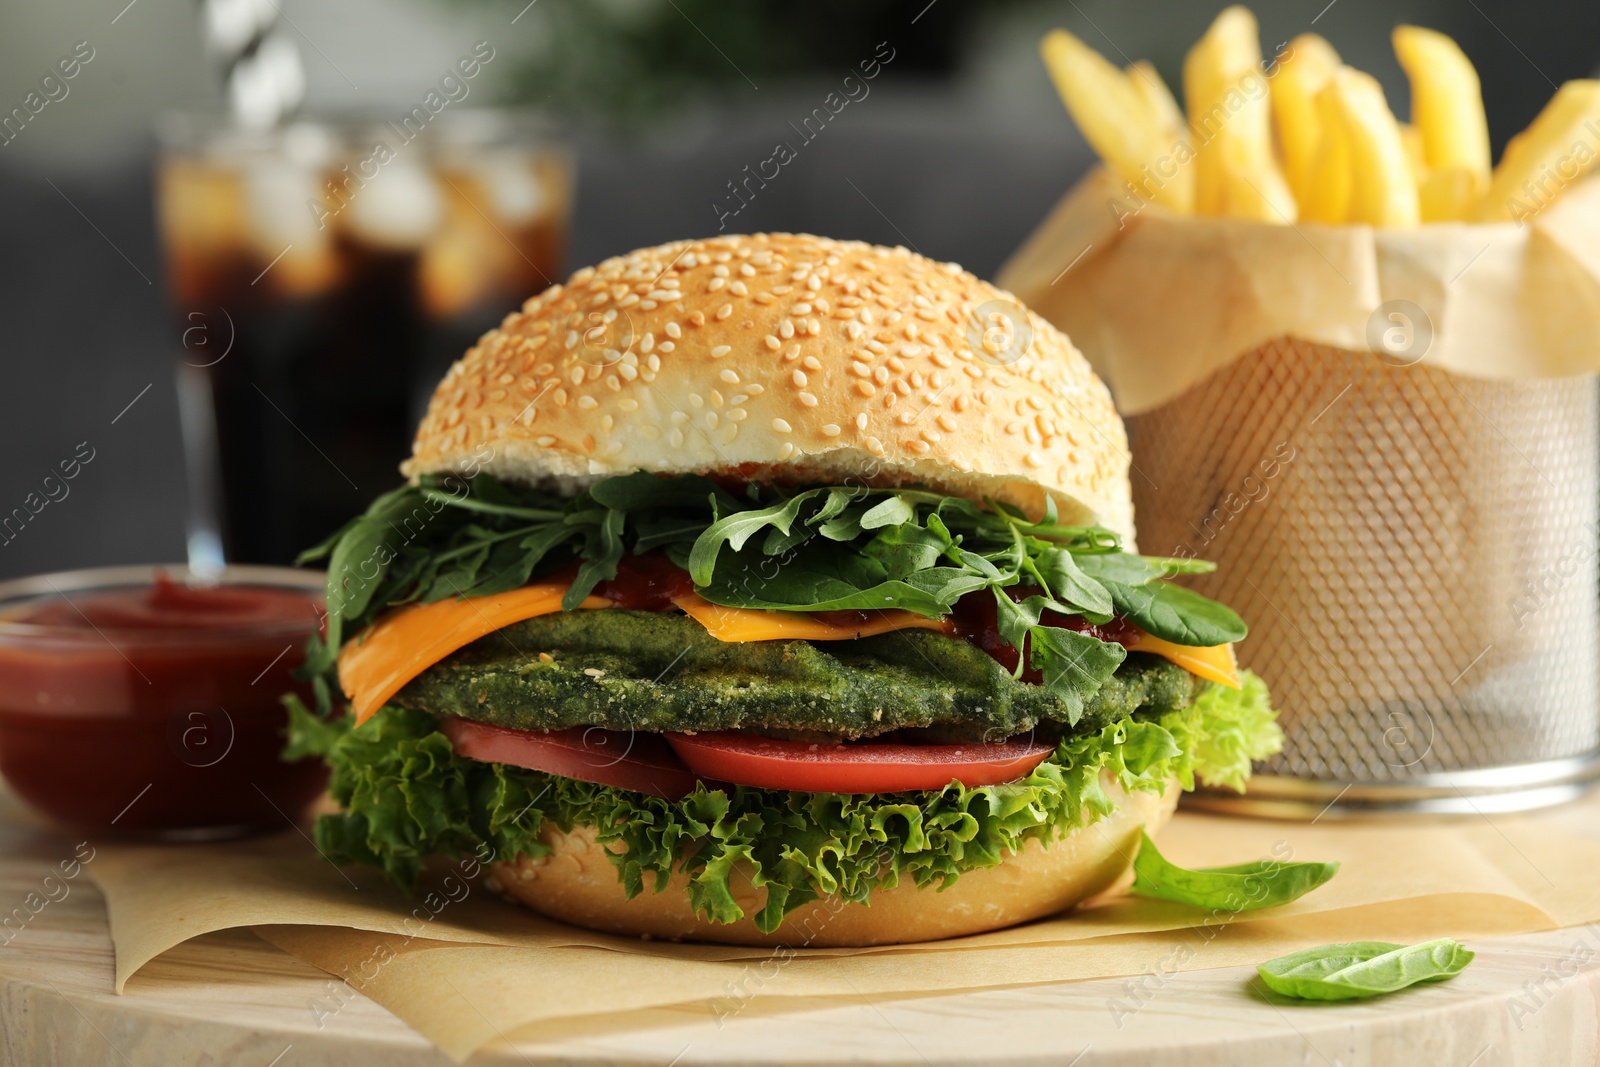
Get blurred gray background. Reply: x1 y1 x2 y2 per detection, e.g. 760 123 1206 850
1 0 1596 580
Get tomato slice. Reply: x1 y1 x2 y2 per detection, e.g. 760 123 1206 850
663 731 1056 794
439 717 700 800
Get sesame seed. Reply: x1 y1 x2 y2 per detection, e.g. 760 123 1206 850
1025 450 1044 468
791 303 813 315
619 398 640 412
779 320 794 339
798 392 819 407
802 356 822 371
715 304 733 321
727 408 748 421
720 369 740 384
772 418 792 433
729 281 749 297
711 345 732 358
601 414 615 432
854 381 876 397
577 395 599 410
669 429 685 447
746 383 766 395
536 435 556 446
619 364 638 381
778 442 795 459
908 439 931 455
851 361 871 378
708 277 726 291
821 423 841 437
665 322 682 339
553 388 569 406
864 436 885 455
792 370 808 387
764 335 781 350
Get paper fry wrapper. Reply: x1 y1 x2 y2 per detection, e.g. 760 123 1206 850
998 171 1600 779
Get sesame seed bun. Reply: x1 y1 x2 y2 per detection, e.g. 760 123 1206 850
488 774 1178 946
404 233 1134 541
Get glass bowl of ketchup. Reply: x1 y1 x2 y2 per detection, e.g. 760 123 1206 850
0 564 329 840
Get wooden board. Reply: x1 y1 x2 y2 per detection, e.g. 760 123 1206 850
3 794 1600 1066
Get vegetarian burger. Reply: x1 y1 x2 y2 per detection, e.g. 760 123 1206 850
289 233 1281 946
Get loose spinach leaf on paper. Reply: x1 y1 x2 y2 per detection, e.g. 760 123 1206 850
1256 939 1475 1001
1130 830 1339 911
296 473 1249 718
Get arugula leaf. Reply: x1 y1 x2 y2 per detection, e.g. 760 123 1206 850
1029 626 1128 724
297 473 1253 724
1256 939 1474 1001
1131 830 1339 911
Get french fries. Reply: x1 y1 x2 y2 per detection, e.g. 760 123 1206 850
1473 80 1600 222
1327 69 1419 227
1039 8 1600 227
1040 30 1192 213
1394 24 1490 220
1300 87 1352 223
1183 6 1296 220
1271 34 1341 207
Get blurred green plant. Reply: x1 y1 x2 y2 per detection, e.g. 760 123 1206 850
441 0 1023 128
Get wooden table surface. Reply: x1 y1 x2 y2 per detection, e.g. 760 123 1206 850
4 791 1600 1066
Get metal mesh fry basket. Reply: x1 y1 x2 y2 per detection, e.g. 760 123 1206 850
1126 337 1600 817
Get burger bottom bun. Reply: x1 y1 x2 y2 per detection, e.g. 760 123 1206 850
488 774 1181 946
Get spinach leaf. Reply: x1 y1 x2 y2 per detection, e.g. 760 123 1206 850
1076 555 1246 646
1256 939 1475 1001
1034 547 1114 618
1131 830 1339 911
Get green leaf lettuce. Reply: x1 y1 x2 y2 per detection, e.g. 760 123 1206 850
286 672 1281 932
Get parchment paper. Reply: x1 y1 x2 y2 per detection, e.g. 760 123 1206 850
89 789 1600 1061
996 169 1600 414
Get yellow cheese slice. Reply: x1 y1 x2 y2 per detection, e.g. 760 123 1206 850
670 592 958 642
338 582 610 725
1127 631 1241 689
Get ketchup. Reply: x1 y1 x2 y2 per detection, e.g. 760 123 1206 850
0 570 328 838
17 572 315 632
593 553 695 611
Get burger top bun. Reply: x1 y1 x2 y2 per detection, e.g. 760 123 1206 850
405 233 1134 541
